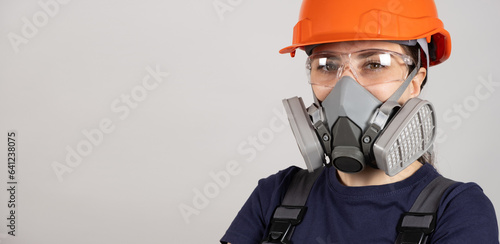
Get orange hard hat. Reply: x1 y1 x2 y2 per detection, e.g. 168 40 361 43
280 0 451 66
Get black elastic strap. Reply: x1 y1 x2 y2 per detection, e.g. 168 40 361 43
395 176 456 244
409 176 456 213
282 168 324 206
261 168 324 244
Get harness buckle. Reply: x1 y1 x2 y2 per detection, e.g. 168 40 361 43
261 206 307 244
396 212 437 244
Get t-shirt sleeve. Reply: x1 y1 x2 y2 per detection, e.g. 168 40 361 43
220 166 300 244
432 182 499 244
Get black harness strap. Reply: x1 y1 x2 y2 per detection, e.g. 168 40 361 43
261 169 455 244
395 176 456 244
261 168 324 244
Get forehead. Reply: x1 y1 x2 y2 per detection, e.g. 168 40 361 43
312 41 404 54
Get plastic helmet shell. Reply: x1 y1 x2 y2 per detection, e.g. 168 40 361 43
279 0 451 66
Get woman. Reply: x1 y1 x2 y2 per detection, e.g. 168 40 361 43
221 0 499 243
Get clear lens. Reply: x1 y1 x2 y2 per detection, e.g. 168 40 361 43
306 49 414 87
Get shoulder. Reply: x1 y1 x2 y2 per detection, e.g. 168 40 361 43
220 166 304 244
256 166 302 191
252 166 303 209
440 181 495 217
432 181 499 243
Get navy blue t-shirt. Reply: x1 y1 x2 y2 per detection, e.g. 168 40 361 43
221 164 499 243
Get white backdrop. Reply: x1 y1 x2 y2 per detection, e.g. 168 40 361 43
0 0 499 243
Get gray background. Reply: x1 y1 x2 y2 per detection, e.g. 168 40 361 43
0 0 499 243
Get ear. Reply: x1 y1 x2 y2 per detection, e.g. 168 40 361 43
409 67 427 98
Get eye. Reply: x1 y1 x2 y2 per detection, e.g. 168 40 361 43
316 57 340 73
357 52 392 71
365 62 385 70
321 63 339 72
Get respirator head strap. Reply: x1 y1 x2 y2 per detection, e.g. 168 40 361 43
361 54 421 167
385 53 421 107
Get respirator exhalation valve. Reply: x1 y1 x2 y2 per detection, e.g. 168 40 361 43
330 117 365 173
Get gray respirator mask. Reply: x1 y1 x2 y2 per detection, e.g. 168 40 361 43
283 54 436 176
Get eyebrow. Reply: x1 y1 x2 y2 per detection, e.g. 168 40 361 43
314 53 342 61
355 50 381 59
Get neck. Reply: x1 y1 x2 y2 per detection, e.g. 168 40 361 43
337 161 423 187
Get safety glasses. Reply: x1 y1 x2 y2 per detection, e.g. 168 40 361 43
306 49 415 87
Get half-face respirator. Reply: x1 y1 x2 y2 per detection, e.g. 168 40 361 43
283 54 436 176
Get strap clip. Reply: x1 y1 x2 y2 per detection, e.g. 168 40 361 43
396 212 436 244
261 206 307 244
